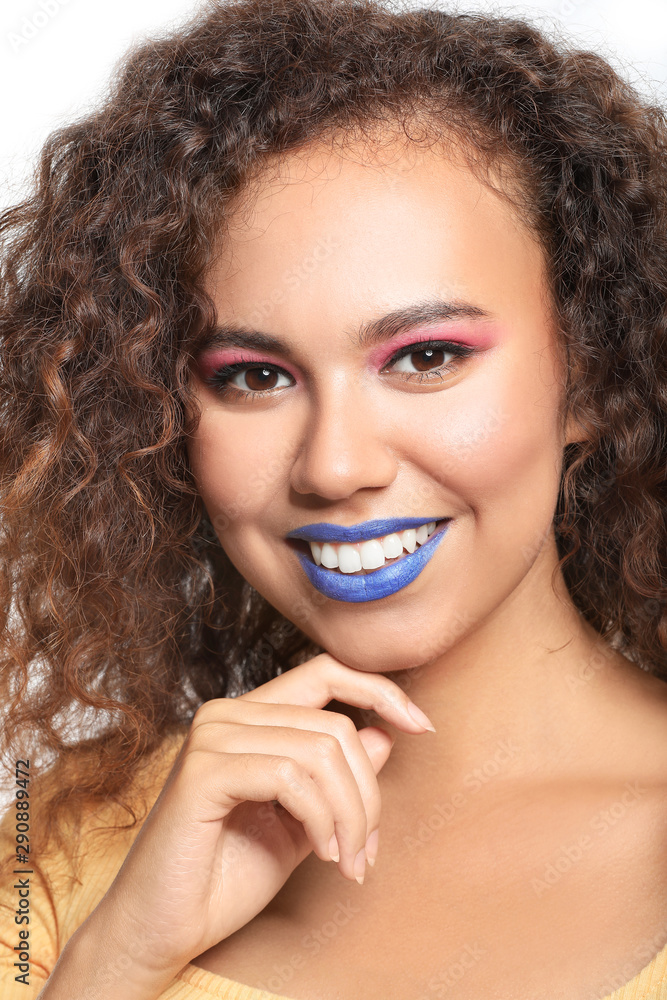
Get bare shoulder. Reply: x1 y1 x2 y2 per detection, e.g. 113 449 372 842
598 655 667 787
191 659 667 1000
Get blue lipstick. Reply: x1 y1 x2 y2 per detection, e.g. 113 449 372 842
286 517 444 543
287 518 452 603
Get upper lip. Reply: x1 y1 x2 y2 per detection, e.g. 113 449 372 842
285 517 448 543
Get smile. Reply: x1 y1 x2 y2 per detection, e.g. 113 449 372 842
285 517 452 603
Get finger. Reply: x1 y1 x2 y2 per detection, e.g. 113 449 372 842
236 652 435 734
192 714 375 878
187 747 338 868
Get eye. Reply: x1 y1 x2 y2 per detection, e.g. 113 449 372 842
202 359 293 400
199 337 476 401
383 339 475 383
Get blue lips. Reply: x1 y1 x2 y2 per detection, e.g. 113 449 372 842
286 517 444 543
292 519 452 603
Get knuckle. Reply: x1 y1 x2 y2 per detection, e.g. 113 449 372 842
192 699 218 727
192 697 232 729
187 717 229 753
327 712 358 742
186 720 209 750
311 732 341 759
270 754 301 785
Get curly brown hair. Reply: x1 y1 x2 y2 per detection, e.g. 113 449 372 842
1 0 665 861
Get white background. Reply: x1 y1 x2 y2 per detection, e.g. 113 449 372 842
1 0 667 208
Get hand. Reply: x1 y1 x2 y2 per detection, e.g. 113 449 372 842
88 652 435 982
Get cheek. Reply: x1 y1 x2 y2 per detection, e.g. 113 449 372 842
187 412 295 534
418 371 564 520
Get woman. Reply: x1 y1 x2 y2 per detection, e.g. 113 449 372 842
1 0 666 997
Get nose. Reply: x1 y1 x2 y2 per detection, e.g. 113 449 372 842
289 382 398 501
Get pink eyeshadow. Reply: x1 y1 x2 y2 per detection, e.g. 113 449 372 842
196 322 502 379
367 324 502 370
196 348 298 381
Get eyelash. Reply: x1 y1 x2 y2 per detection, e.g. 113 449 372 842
202 339 476 401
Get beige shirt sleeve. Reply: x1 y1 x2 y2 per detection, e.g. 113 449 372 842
0 730 187 998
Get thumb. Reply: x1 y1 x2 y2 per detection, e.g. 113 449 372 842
357 725 396 773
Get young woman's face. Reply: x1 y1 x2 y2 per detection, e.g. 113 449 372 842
187 136 585 672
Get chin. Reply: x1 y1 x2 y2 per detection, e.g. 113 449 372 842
309 632 442 675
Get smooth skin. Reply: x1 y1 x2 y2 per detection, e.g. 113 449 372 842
183 135 667 1000
38 134 667 1000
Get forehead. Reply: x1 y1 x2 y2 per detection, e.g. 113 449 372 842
216 132 541 271
205 133 553 350
226 130 533 232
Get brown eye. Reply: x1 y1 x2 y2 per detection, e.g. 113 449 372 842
203 361 293 398
242 367 281 391
408 348 446 372
389 345 456 376
383 339 476 383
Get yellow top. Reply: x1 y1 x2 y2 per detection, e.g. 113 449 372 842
2 728 667 1000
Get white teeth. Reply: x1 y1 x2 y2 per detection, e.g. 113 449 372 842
402 528 417 554
320 543 338 569
360 538 385 570
308 521 443 572
416 523 429 545
338 544 362 574
382 533 403 559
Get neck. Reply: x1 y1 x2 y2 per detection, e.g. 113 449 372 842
351 541 648 800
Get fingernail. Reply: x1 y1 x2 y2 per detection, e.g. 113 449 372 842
406 700 436 732
354 847 366 884
365 828 379 866
328 833 340 862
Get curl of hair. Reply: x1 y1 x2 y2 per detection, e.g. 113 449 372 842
1 0 665 863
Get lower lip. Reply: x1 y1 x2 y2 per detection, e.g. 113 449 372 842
293 520 452 603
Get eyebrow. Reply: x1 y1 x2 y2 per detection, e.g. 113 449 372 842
198 298 493 358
